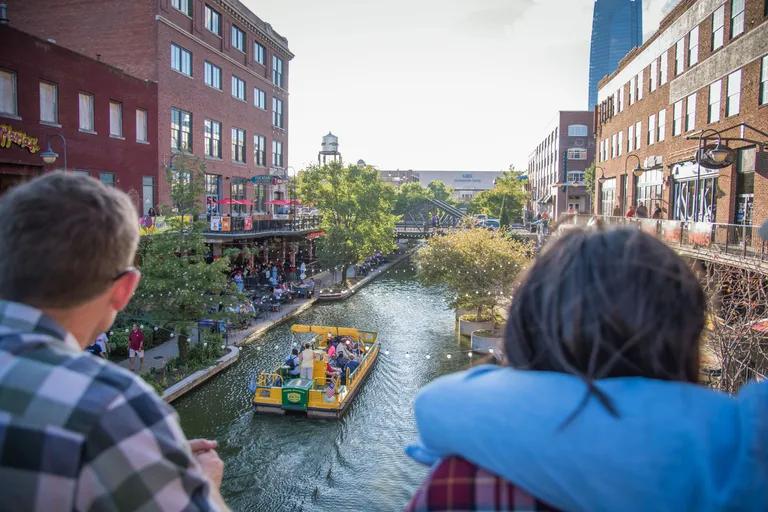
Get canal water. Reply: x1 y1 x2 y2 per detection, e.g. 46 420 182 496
174 261 470 511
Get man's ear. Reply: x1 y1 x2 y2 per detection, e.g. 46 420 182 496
110 270 141 312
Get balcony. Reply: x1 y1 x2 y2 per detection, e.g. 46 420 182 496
203 215 321 240
559 214 768 273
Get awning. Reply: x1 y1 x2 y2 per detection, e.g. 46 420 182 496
217 198 250 205
537 193 553 204
306 231 324 240
267 199 302 206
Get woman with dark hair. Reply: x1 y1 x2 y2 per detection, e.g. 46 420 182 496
405 227 768 511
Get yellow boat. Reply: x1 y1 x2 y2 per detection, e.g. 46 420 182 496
251 324 379 418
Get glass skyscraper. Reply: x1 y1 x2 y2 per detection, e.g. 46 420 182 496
588 0 643 109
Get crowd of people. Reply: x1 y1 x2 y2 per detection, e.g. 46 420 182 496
283 334 365 387
355 250 387 277
619 201 664 219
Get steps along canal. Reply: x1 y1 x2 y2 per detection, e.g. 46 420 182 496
174 261 470 511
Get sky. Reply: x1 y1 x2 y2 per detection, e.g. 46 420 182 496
245 0 679 173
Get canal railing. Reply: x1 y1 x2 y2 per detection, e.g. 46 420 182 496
559 214 768 273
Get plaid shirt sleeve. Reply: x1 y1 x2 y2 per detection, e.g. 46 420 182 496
75 378 218 511
405 457 560 512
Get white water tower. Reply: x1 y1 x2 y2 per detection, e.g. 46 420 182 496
318 132 342 165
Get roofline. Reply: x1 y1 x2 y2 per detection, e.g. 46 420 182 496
216 0 294 59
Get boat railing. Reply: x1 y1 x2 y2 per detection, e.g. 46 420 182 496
257 371 284 388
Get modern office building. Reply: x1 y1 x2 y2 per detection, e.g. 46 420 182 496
527 111 596 217
0 25 158 210
588 0 643 109
378 170 502 202
594 0 768 226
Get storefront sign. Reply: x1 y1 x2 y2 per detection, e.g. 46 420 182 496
244 216 253 230
222 216 231 232
0 124 40 153
210 216 222 232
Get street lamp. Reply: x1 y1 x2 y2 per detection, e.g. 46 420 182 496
692 129 735 221
595 166 606 184
40 134 67 171
625 153 644 178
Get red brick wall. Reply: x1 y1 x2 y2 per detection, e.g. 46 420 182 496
0 26 159 212
595 1 768 226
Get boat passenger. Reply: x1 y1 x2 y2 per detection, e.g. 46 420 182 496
284 348 300 377
299 343 314 380
405 227 768 512
341 356 360 385
327 342 336 358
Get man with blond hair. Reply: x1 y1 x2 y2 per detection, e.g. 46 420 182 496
0 173 228 510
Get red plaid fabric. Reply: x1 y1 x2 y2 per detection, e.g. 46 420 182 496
405 457 560 512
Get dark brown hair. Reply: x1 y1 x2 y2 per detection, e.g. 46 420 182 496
504 227 705 414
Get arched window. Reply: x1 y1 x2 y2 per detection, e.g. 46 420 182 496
568 124 589 137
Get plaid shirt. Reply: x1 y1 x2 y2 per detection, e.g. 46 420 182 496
0 300 218 511
405 457 560 512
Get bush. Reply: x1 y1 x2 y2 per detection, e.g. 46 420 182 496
142 336 226 394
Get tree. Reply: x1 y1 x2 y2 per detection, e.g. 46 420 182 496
426 180 454 203
393 181 430 216
584 163 596 200
416 228 533 322
468 170 528 226
298 161 397 287
123 154 238 361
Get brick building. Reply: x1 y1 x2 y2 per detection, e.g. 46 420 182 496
0 25 158 211
594 0 768 226
527 111 596 217
9 0 293 224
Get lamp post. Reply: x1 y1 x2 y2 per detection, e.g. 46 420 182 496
693 128 734 222
624 154 644 213
595 166 606 215
39 133 68 171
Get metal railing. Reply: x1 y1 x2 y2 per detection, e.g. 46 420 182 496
559 214 767 262
205 215 321 235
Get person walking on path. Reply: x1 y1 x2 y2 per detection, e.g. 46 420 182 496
0 173 228 510
636 202 649 218
625 205 636 218
128 323 145 372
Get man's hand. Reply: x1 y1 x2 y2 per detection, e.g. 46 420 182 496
195 449 224 490
189 438 218 454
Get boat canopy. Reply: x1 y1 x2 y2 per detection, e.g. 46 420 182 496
290 324 376 342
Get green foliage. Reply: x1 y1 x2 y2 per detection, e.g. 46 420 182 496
393 181 429 216
297 161 397 284
584 163 596 199
142 337 226 393
122 154 241 361
416 228 533 320
426 180 454 203
468 170 528 226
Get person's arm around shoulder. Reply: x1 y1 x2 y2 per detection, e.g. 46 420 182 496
76 380 229 511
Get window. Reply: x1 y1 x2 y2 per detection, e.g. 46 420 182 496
204 119 222 158
142 176 154 215
709 80 721 123
731 0 745 38
204 61 221 89
660 52 668 85
600 178 616 216
567 124 588 137
688 26 699 66
99 172 115 188
231 75 246 101
136 109 148 142
650 59 657 92
712 5 725 50
272 97 284 128
272 140 283 167
204 5 221 35
272 56 283 87
109 101 123 137
254 183 267 212
618 131 623 157
254 134 266 166
727 70 741 116
0 70 17 116
637 73 643 101
78 93 94 131
673 100 683 136
635 121 642 149
629 77 636 104
231 127 246 163
567 171 585 184
254 42 265 65
675 39 685 76
39 82 58 123
648 114 656 145
628 124 635 152
658 109 666 142
171 44 192 76
617 87 624 112
635 170 664 214
205 174 220 214
230 181 246 215
171 108 192 151
231 25 245 52
761 56 768 106
611 133 617 159
685 94 696 132
254 88 266 109
171 0 191 16
566 148 587 160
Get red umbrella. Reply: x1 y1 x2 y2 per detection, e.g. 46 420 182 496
267 199 302 206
